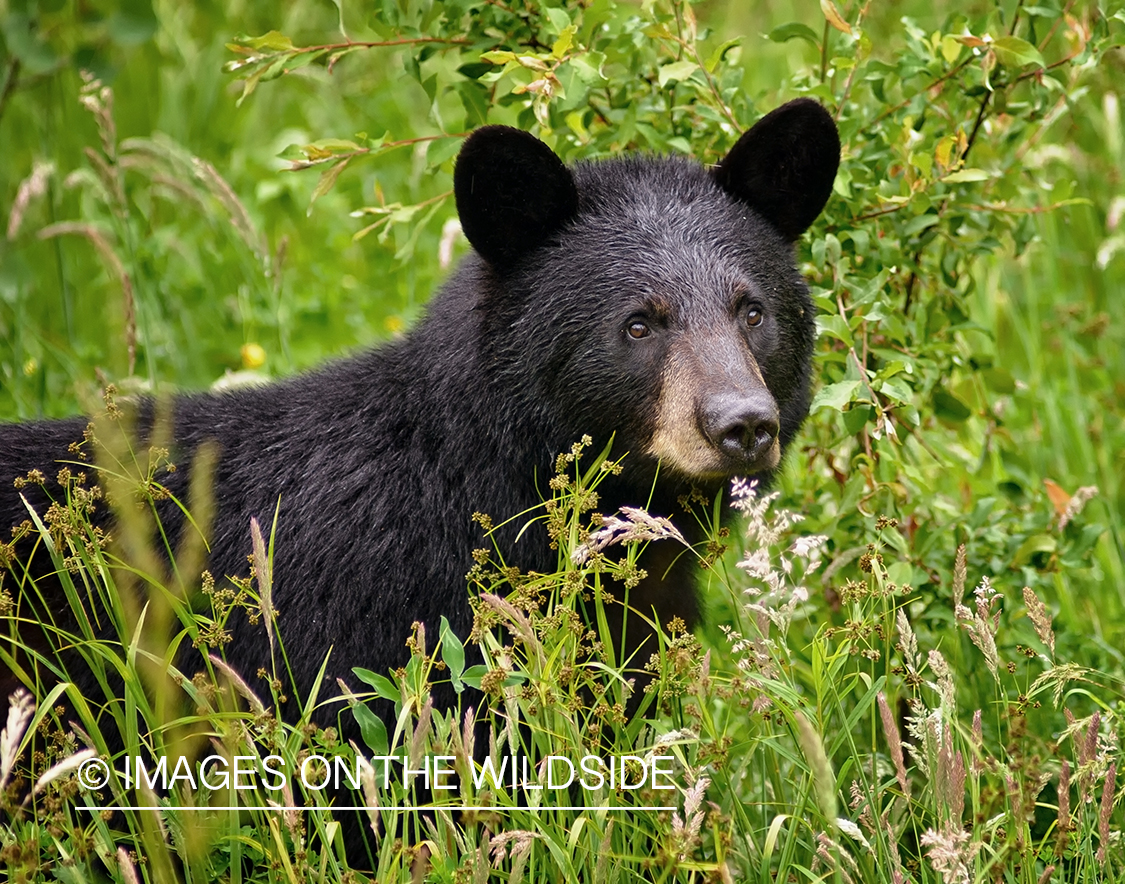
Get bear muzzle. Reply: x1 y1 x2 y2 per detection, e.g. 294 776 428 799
647 365 783 479
701 390 781 470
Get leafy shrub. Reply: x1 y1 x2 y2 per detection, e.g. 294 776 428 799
1 0 1124 881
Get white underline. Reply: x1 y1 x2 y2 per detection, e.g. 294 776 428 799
91 805 676 812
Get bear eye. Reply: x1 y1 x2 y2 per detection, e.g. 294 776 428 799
745 306 764 328
626 320 651 340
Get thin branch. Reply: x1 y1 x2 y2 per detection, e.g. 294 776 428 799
962 200 1087 215
849 203 910 224
677 38 740 132
819 19 831 84
960 89 993 164
261 36 471 54
1008 0 1027 36
284 132 469 172
1036 0 1078 50
863 57 975 136
834 0 873 122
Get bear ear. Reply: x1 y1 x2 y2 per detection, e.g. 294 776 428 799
454 126 579 268
713 98 840 241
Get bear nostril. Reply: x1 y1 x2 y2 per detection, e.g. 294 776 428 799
704 394 780 462
723 426 749 451
750 424 775 455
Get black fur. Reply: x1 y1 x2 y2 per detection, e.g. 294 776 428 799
0 100 839 731
714 97 840 241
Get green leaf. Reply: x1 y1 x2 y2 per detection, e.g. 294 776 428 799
352 702 389 755
330 0 349 40
459 665 488 689
983 367 1016 394
1013 533 1057 567
876 360 907 380
552 24 577 60
567 55 606 87
308 158 351 212
243 30 295 52
705 38 741 73
308 138 365 154
878 377 913 404
235 60 282 106
932 387 972 421
107 4 159 46
811 380 861 413
768 22 821 49
458 62 493 80
886 561 914 588
940 34 962 63
904 214 941 235
277 49 326 74
353 667 400 702
277 144 306 161
992 36 1045 68
439 616 466 694
481 50 517 65
3 14 59 75
843 403 871 433
816 314 854 346
458 81 490 127
942 168 991 183
658 60 698 88
544 7 571 34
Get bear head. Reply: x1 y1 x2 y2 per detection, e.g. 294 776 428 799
452 99 840 493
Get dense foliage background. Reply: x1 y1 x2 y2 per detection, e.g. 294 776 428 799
1 0 1123 881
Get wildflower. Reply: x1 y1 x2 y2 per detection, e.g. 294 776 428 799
1057 760 1071 854
813 832 859 884
878 692 910 799
935 725 965 825
647 728 698 762
30 747 97 797
1022 587 1056 656
928 649 956 715
250 517 276 658
732 480 821 633
489 830 540 865
956 576 1001 683
409 697 433 775
117 848 142 884
671 774 709 860
896 608 922 680
6 161 54 240
1057 485 1097 531
836 816 871 850
970 710 983 776
920 826 979 884
1096 761 1116 865
571 505 687 565
0 689 36 791
952 544 967 609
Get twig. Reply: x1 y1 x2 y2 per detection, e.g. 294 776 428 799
284 132 469 171
819 20 831 84
255 36 472 53
834 0 873 122
1036 0 1078 50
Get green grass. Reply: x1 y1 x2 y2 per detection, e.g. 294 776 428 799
1 0 1123 881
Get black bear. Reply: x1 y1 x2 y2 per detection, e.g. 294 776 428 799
0 99 839 731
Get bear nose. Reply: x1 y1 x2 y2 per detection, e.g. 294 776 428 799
702 392 780 462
